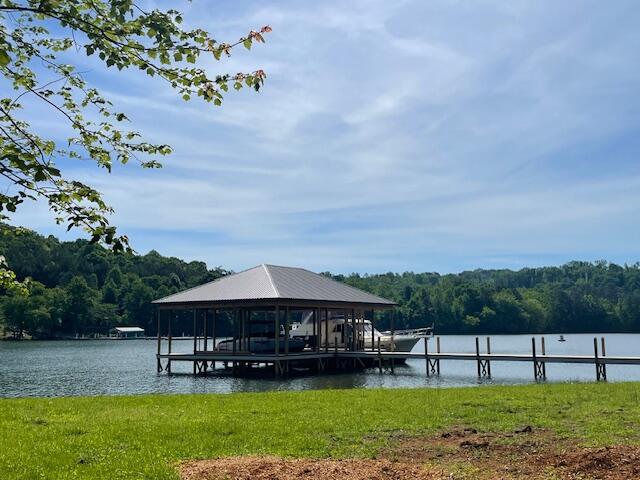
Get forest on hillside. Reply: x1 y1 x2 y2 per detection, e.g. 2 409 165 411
1 224 639 339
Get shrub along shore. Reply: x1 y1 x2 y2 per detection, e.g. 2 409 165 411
1 383 639 479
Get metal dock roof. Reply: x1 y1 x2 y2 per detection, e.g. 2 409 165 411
152 264 395 307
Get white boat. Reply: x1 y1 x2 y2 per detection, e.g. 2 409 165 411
215 322 305 353
215 336 305 353
291 311 431 353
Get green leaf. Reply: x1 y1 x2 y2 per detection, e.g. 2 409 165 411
182 94 190 101
213 98 222 106
243 38 252 50
0 49 10 67
173 52 182 62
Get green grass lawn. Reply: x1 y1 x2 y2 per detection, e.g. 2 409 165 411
1 382 640 480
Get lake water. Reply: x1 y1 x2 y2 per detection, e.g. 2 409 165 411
1 334 639 398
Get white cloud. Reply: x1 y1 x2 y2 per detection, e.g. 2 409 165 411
6 0 640 273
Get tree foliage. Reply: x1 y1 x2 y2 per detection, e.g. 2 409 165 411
2 224 640 338
0 223 229 337
0 0 270 256
331 260 640 334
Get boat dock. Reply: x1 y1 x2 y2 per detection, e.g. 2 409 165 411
153 264 640 382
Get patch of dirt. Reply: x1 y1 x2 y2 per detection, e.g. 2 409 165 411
383 427 640 479
180 456 438 480
180 428 640 480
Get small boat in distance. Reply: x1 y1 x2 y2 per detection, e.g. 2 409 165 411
558 334 566 342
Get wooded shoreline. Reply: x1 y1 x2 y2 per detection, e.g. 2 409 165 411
2 223 640 340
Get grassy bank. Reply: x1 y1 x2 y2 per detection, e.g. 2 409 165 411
1 383 640 479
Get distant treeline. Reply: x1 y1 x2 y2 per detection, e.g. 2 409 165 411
1 223 639 339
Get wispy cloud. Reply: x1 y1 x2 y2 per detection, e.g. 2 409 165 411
7 0 640 273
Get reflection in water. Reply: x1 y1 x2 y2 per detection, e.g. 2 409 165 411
1 334 639 398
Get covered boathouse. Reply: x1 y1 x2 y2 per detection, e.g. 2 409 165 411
152 264 397 376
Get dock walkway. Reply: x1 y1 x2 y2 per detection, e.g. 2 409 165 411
157 336 640 381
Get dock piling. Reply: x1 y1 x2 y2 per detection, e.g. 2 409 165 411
594 337 607 381
424 336 430 376
193 309 197 375
532 337 545 381
476 337 490 377
540 336 547 379
156 310 163 373
167 310 172 374
486 336 492 377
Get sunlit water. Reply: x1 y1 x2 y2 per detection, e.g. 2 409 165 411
1 334 639 398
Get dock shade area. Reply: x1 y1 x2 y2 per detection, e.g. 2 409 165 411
110 326 145 338
152 264 397 376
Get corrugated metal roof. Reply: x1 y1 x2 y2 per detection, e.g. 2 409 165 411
113 326 145 332
152 264 395 306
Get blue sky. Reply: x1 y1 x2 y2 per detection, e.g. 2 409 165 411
10 0 640 274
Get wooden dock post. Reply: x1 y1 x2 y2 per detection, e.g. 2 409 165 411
273 306 280 377
274 306 280 354
436 336 441 375
424 336 430 376
377 337 382 373
390 310 395 373
211 309 217 371
241 309 247 352
232 308 237 374
156 310 162 373
371 310 376 352
193 309 197 375
541 336 547 379
314 308 320 353
203 310 208 352
167 310 172 374
475 337 481 377
532 337 544 381
314 308 321 372
601 336 607 381
351 308 356 351
486 336 492 377
475 337 490 377
594 337 606 381
285 307 290 375
324 308 329 353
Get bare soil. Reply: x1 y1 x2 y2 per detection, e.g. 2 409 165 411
180 427 640 480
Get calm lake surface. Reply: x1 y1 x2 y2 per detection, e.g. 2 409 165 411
1 333 639 398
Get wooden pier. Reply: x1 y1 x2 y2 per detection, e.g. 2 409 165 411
153 264 640 383
156 335 640 382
